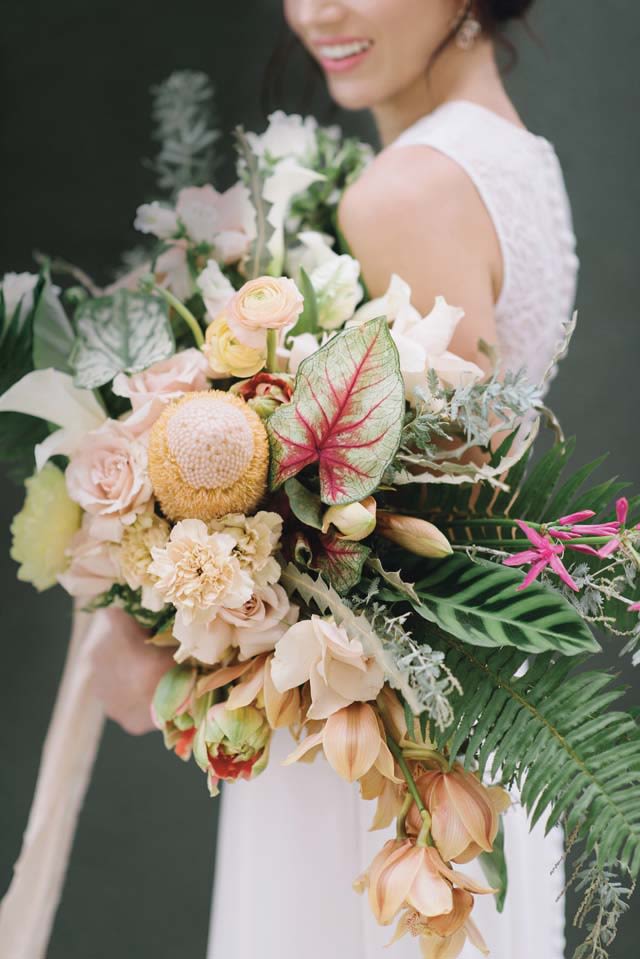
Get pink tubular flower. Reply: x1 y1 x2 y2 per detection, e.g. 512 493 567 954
549 506 622 558
593 497 640 558
629 602 640 613
503 520 579 592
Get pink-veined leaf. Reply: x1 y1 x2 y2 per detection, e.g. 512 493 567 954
267 318 404 504
311 532 370 595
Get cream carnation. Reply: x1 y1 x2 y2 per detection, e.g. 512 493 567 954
147 519 253 625
209 511 283 587
118 510 171 610
65 420 152 526
172 583 297 665
272 616 384 720
226 276 304 351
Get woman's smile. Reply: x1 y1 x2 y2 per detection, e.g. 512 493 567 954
312 35 375 73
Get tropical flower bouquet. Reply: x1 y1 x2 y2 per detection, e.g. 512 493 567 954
1 73 639 959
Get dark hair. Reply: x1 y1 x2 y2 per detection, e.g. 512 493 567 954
477 0 536 29
262 1 535 118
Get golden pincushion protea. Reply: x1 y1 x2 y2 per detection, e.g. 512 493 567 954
148 390 269 522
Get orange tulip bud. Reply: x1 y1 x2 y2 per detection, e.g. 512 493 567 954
376 514 452 558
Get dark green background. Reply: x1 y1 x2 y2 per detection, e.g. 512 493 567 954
1 1 638 956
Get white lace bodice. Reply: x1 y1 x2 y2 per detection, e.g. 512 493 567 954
391 100 579 393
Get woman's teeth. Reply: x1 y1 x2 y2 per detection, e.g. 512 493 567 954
318 40 372 61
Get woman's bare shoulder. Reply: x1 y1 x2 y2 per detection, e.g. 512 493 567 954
337 143 500 302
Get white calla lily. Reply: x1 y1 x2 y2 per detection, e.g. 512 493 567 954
0 369 106 469
263 159 325 273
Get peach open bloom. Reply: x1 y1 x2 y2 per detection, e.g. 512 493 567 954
283 702 398 784
406 765 511 864
226 275 304 350
271 616 384 720
392 898 489 959
364 839 494 928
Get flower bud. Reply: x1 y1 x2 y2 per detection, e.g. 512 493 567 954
152 664 198 759
321 497 377 542
194 702 271 795
231 371 294 419
376 513 452 558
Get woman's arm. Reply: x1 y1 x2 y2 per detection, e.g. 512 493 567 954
338 144 503 374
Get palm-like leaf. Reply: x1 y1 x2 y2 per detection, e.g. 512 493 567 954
427 630 640 876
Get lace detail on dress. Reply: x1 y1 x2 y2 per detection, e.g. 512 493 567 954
391 100 579 396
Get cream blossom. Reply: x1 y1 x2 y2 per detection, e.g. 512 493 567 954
118 510 171 611
354 275 483 405
272 616 384 719
112 348 210 419
290 231 363 330
246 111 318 161
172 583 297 665
133 201 179 239
65 420 152 530
262 159 325 272
58 522 122 599
282 331 322 374
226 276 304 351
197 259 235 322
209 511 283 587
148 519 253 626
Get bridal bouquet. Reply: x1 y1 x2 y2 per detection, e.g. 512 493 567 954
2 73 639 959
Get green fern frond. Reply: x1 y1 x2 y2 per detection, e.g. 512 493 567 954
426 631 640 876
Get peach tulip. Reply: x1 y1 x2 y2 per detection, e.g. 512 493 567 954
283 702 399 784
406 764 510 864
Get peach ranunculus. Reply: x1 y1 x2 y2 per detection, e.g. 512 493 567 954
65 420 152 535
283 701 398 784
271 615 384 720
226 276 304 351
58 522 122 599
112 348 210 411
405 765 511 864
362 839 493 928
172 583 298 666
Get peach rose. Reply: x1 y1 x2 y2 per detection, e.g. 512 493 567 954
226 276 304 351
65 420 152 527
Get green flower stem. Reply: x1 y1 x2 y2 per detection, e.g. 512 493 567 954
396 792 414 840
266 329 278 372
386 732 434 847
154 286 204 347
453 535 614 550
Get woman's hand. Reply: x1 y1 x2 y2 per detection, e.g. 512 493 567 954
85 606 175 735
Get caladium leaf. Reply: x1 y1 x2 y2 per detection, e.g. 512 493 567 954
311 532 370 595
70 290 175 389
267 318 404 504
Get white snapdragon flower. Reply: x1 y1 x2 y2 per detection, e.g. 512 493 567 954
133 201 179 239
196 259 235 322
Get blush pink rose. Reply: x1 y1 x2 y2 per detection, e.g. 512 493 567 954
226 276 304 350
65 420 152 526
58 523 122 599
113 349 209 409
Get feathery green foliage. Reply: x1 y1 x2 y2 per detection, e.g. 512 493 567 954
424 631 640 876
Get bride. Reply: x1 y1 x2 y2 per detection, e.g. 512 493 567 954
91 1 578 956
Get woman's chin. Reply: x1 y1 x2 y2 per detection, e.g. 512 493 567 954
325 75 381 112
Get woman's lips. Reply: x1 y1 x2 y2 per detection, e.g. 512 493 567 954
313 37 374 74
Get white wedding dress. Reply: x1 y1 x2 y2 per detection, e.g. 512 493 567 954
208 101 579 959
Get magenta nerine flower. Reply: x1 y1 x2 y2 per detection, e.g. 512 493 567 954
594 498 640 558
503 520 579 592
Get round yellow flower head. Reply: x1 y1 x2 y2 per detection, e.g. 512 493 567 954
148 390 269 522
11 463 81 591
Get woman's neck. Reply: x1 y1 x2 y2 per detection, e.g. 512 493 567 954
372 39 522 148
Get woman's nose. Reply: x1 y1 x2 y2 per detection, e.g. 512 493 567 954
295 1 346 29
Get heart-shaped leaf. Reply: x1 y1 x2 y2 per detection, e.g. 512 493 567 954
70 290 175 389
267 318 404 504
311 532 370 595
